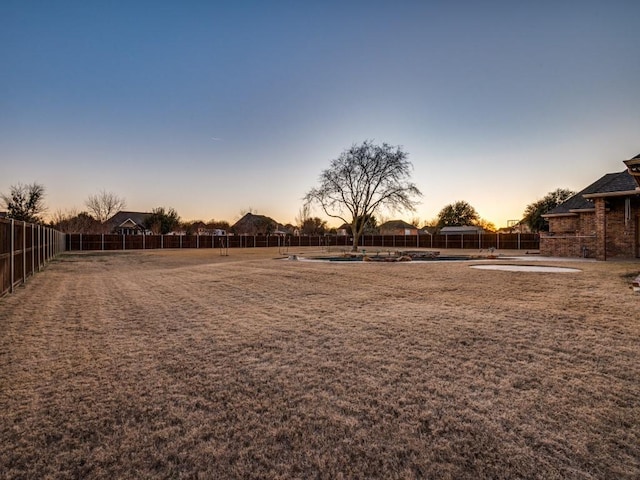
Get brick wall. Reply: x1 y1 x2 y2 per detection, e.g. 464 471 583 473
595 198 606 260
540 233 597 258
603 197 639 258
541 212 597 258
548 215 580 233
541 197 640 260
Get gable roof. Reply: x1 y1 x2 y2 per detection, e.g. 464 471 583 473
106 211 152 228
545 170 638 216
232 213 280 233
378 220 416 230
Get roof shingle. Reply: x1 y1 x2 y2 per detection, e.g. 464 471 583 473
546 170 638 216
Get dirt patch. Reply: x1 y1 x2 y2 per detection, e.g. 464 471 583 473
1 248 639 479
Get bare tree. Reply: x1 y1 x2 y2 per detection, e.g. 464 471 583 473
422 217 439 228
85 190 126 223
238 207 256 219
305 140 422 251
1 182 47 222
295 204 312 228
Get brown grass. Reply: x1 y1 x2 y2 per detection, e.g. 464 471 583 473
1 248 639 479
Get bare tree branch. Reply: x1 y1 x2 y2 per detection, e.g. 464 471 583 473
85 190 126 223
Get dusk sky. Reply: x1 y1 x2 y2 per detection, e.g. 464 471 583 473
2 1 639 228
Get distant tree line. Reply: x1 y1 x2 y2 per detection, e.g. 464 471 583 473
1 149 575 236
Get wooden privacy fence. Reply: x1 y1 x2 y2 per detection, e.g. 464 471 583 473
66 232 539 252
0 218 66 297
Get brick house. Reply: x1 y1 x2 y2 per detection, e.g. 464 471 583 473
378 220 418 236
541 153 640 260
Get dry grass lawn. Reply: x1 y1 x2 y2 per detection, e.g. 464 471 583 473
1 248 639 479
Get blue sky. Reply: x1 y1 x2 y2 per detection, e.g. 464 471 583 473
2 1 639 228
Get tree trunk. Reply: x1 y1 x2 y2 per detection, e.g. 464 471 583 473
351 223 360 251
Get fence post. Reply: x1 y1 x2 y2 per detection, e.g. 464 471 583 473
10 219 14 293
497 232 500 250
122 234 125 250
102 234 104 251
23 221 27 284
31 225 35 278
518 233 521 250
37 225 41 270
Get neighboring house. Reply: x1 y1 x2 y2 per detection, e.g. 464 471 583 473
336 221 378 236
232 213 281 235
105 211 152 235
439 225 485 235
190 221 208 235
541 153 640 260
187 222 228 236
336 223 350 236
378 220 418 236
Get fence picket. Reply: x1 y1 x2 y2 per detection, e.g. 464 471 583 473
63 233 540 254
0 218 65 297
